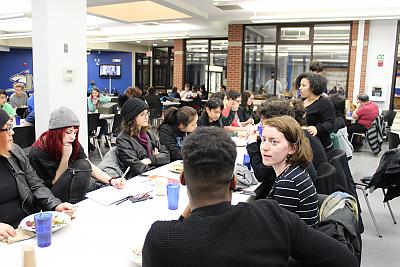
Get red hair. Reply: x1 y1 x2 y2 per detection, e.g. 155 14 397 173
32 126 80 161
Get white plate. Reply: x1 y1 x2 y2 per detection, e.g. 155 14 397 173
129 246 143 266
19 211 71 233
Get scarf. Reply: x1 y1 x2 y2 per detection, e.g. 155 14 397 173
134 130 152 158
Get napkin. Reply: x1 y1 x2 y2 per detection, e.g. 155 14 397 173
1 228 35 244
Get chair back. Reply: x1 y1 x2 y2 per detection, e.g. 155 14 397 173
327 148 357 198
388 131 400 149
16 107 28 118
87 113 100 133
149 102 163 119
112 113 123 136
13 126 36 148
315 162 337 195
383 110 397 127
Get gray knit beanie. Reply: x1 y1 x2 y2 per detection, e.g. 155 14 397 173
48 106 80 130
121 98 149 122
0 109 11 128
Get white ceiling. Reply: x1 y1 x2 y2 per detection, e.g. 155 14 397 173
0 0 400 48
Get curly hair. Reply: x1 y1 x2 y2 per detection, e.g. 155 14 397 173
121 119 148 137
264 116 312 169
295 72 327 96
182 127 236 196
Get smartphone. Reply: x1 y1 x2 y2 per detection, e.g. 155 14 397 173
129 194 153 203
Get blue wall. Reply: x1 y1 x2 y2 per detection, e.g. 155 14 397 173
0 48 132 94
0 48 33 89
87 50 132 94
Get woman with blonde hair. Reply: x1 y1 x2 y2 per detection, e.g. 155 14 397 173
116 98 170 177
261 115 319 226
0 108 75 239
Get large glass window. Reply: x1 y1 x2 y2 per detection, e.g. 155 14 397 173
185 39 227 94
393 21 400 109
153 47 173 89
244 23 351 98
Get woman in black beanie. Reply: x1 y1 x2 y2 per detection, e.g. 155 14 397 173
117 98 170 177
0 108 75 240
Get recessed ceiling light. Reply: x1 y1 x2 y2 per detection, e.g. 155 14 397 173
136 40 141 43
163 39 168 42
153 43 158 46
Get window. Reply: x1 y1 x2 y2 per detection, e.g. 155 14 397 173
244 23 351 98
153 47 174 89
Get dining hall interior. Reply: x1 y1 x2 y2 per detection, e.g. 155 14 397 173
1 0 400 266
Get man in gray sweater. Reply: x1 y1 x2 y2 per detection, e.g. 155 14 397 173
9 83 28 108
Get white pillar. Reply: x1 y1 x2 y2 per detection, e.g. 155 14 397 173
32 0 88 150
353 20 365 103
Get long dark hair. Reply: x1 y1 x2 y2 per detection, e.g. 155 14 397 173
240 91 254 112
162 106 197 128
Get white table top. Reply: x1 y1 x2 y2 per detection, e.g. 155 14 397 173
2 146 256 267
13 119 30 128
162 101 181 106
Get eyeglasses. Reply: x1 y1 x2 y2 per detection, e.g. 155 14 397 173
139 111 150 117
0 123 13 133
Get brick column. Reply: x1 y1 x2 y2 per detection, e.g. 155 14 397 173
227 24 244 92
347 21 358 102
359 21 370 94
173 39 185 91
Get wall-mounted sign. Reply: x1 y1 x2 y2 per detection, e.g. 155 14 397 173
112 58 121 63
377 54 384 67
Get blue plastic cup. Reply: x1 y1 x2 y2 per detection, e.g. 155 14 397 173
257 124 263 136
243 154 251 170
167 183 180 210
34 212 52 248
348 111 353 117
15 115 20 126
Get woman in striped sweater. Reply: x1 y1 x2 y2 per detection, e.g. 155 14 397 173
261 115 319 226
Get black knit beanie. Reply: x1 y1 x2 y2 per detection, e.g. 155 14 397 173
0 109 11 129
121 98 149 122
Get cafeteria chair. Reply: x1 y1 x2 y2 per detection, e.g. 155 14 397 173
315 162 337 195
16 106 28 119
104 113 122 147
387 131 400 149
149 102 163 128
13 125 36 148
87 113 103 159
383 110 397 139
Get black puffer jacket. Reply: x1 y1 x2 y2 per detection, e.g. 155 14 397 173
116 130 170 177
6 144 62 216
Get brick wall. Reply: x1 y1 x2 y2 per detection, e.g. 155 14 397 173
347 21 358 101
348 20 370 101
359 21 370 94
173 39 185 91
227 24 243 92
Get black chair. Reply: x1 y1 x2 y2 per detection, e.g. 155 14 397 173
315 162 337 195
388 131 400 149
327 149 357 197
87 113 102 159
16 107 28 119
148 102 163 128
104 113 122 147
382 110 397 140
13 125 35 148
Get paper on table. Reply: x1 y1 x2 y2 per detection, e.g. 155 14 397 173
86 182 153 206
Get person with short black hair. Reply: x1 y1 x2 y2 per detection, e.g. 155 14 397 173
309 60 324 74
222 90 248 132
180 84 191 100
0 90 15 117
348 94 379 151
142 127 358 267
159 106 198 161
197 97 223 127
296 72 335 152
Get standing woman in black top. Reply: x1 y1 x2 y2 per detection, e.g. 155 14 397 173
296 72 335 152
238 90 259 126
159 106 198 161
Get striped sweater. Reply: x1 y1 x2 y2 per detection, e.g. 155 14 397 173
268 165 319 226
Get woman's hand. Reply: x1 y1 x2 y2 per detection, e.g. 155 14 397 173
140 158 152 165
153 147 159 155
111 178 125 189
247 129 258 144
55 203 76 218
305 126 318 136
0 223 16 241
62 144 73 159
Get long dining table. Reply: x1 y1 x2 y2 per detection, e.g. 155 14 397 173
2 144 257 267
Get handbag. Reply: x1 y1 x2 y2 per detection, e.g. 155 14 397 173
234 163 259 190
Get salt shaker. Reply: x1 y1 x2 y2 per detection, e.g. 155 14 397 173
22 244 37 267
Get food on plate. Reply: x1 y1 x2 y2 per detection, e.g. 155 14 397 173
170 162 183 173
25 215 67 229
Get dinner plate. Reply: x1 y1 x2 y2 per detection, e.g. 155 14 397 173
19 211 71 233
169 163 183 173
130 246 143 266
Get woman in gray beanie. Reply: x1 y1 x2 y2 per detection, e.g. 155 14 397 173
116 98 170 177
28 106 124 204
0 108 75 240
